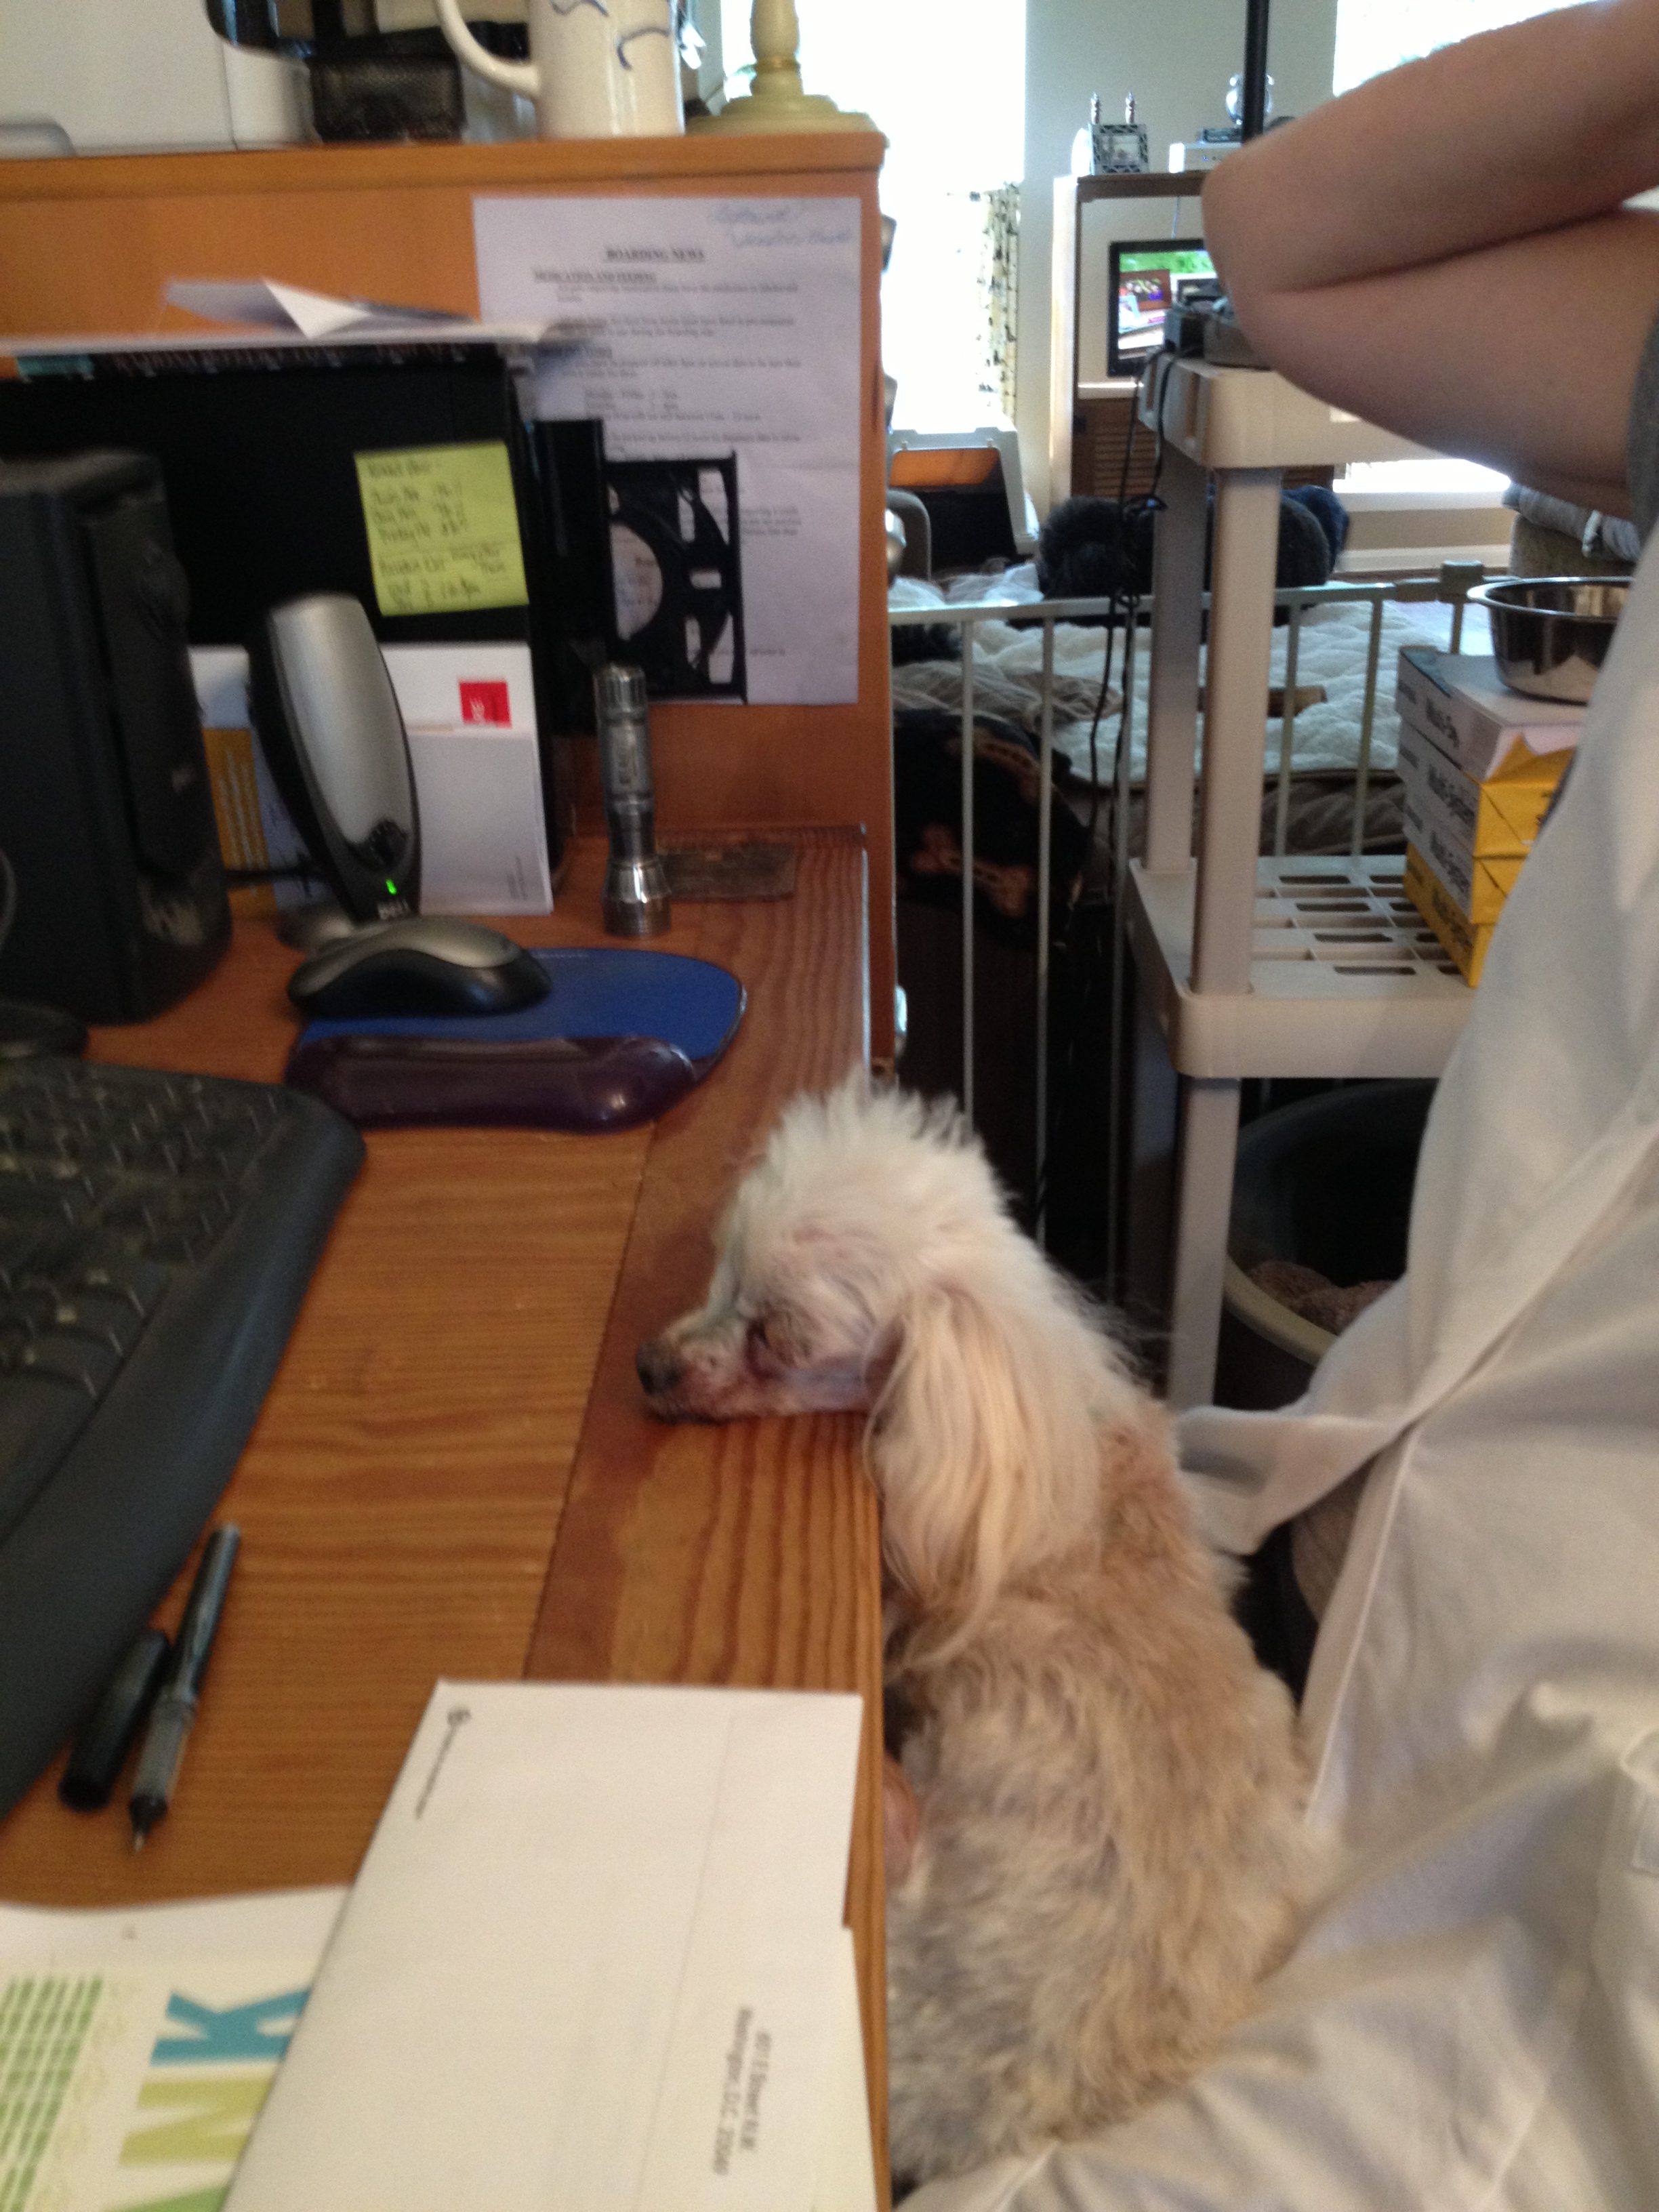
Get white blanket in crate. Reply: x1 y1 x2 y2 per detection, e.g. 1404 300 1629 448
890 569 1492 785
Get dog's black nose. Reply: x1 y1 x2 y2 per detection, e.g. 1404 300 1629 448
636 1339 682 1395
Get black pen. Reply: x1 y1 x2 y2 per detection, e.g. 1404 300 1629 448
60 1626 171 1812
129 1525 241 1852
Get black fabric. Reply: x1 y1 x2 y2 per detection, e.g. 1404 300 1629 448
1235 1523 1319 1702
1629 301 1659 540
893 708 1091 949
891 619 962 666
1036 487 1338 619
1034 496 1156 601
1284 482 1351 567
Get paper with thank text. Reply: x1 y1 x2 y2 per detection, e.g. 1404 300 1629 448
222 1681 865 2212
472 194 863 706
0 1887 344 2212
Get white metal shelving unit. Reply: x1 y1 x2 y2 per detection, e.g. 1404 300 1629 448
1130 357 1476 1407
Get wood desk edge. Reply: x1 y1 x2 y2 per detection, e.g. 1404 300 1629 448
533 832 898 2194
0 132 889 201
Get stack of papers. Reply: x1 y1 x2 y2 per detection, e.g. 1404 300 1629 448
1 1685 872 2212
1395 649 1582 983
0 281 586 362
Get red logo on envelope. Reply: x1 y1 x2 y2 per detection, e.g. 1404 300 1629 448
459 680 512 726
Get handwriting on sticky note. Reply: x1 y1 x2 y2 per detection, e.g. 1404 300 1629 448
354 443 529 618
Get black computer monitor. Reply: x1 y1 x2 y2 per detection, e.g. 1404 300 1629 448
1107 239 1217 377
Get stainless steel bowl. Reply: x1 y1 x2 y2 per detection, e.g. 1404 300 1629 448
1471 575 1629 702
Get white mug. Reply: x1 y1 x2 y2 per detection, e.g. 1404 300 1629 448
434 0 684 140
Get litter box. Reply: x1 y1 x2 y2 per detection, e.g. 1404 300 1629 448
1216 1081 1436 1410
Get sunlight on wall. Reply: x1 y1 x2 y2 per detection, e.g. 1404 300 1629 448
720 0 1025 428
1334 0 1586 93
1342 459 1509 499
1333 0 1587 507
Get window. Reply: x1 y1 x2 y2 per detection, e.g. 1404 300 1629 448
1332 0 1591 510
1334 0 1587 94
719 0 1025 430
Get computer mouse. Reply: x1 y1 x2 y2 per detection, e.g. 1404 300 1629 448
287 918 552 1021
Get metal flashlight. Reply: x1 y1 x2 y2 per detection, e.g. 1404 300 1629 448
594 663 670 937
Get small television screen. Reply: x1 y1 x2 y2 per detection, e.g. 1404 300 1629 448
1107 241 1217 377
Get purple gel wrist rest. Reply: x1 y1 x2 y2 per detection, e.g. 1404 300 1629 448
285 947 745 1131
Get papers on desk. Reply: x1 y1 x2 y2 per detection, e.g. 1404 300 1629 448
389 647 555 914
0 1886 346 2212
0 282 586 365
165 278 480 342
226 1681 872 2212
2 1686 874 2212
474 194 863 707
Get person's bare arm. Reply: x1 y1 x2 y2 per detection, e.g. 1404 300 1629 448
1202 0 1659 512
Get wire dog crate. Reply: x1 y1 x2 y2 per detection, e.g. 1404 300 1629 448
889 557 1492 1395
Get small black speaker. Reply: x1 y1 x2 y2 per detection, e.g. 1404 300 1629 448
248 594 421 925
0 452 230 1023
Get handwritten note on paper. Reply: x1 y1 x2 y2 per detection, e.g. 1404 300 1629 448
354 443 529 619
473 197 862 706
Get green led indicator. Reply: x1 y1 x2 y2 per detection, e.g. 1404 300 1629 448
386 880 398 896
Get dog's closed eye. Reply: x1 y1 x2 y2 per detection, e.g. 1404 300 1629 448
745 1311 806 1372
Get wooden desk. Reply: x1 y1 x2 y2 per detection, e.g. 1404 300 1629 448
0 831 887 2182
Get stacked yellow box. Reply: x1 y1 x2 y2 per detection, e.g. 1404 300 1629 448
1394 647 1582 983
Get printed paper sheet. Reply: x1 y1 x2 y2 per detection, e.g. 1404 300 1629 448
0 1889 343 2212
473 195 863 706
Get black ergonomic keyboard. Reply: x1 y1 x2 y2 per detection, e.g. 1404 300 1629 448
0 1054 363 1818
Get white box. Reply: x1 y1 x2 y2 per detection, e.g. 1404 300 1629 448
1395 647 1583 780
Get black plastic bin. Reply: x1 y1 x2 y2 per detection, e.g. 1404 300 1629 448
1217 1080 1436 1410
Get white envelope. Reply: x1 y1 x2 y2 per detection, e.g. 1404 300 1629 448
404 726 552 914
224 1682 867 2212
813 1929 880 2212
384 644 554 916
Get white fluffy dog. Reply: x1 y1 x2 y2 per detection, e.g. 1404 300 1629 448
637 1084 1308 2186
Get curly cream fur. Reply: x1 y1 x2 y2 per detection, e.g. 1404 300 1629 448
638 1082 1309 2185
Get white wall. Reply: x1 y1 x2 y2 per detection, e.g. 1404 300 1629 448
1019 0 1338 510
0 0 234 151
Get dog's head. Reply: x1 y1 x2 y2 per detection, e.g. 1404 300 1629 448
638 1082 1147 1619
636 1082 985 1422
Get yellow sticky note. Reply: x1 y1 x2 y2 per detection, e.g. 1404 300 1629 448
354 442 529 619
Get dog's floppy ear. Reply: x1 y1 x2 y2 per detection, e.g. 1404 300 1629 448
871 1281 1105 1628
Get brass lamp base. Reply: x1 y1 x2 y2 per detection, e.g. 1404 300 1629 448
691 0 880 136
691 81 878 134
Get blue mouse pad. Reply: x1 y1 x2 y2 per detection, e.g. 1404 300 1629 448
286 949 746 1132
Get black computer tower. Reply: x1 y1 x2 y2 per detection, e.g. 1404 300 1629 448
0 452 230 1023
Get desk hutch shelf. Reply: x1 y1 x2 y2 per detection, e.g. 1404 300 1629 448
0 131 896 1052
